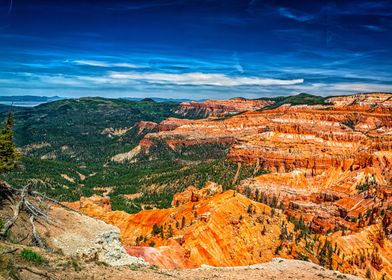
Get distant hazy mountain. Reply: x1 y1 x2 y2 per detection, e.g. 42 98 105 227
0 95 63 107
0 95 63 102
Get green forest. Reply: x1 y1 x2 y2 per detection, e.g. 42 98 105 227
0 97 265 213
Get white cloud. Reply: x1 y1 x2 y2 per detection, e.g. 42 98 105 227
283 82 392 95
278 7 313 22
330 83 392 92
72 60 141 68
73 60 109 67
363 25 384 32
234 63 244 73
113 62 141 68
108 72 304 86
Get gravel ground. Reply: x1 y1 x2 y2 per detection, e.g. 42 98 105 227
14 258 361 280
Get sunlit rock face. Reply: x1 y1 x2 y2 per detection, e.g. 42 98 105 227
326 93 392 114
69 183 293 269
171 181 223 207
227 93 392 279
226 94 392 175
132 93 392 278
67 93 392 278
177 97 275 118
140 93 392 159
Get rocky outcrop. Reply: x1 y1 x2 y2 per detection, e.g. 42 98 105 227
71 183 293 268
66 194 112 213
332 223 392 280
0 194 147 268
135 121 158 135
327 92 392 113
111 145 141 163
101 127 131 137
171 181 223 207
46 206 147 266
177 97 274 117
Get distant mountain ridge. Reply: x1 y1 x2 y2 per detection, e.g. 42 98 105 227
0 95 62 102
0 95 63 107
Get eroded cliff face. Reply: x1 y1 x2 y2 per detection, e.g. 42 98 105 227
68 182 296 269
130 93 392 278
66 93 392 278
327 93 392 114
67 183 391 278
141 94 392 163
177 97 274 118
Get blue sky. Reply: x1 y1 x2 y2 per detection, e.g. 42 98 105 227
0 0 391 99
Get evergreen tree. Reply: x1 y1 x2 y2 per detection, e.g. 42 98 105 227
0 113 19 173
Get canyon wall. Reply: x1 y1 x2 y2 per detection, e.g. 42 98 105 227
71 93 392 278
68 182 294 269
176 97 274 118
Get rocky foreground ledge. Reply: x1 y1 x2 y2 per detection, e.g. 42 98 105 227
70 258 362 279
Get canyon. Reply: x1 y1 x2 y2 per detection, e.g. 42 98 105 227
2 92 391 279
67 93 392 279
176 97 275 117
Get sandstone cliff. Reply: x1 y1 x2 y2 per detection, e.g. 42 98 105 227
131 93 392 278
69 182 296 269
177 97 274 118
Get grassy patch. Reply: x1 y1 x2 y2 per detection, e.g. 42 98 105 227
129 264 140 271
20 249 45 265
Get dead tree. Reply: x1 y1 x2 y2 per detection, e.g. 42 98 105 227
0 180 72 249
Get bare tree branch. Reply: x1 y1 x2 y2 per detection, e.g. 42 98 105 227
31 191 81 214
29 216 46 249
0 185 28 237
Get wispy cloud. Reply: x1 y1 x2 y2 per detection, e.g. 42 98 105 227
232 52 244 73
109 1 179 11
72 60 142 68
278 7 313 22
107 72 304 86
284 82 392 95
7 0 13 15
73 60 109 67
329 82 392 93
338 1 392 16
362 25 385 32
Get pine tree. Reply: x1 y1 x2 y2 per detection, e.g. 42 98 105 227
0 113 19 173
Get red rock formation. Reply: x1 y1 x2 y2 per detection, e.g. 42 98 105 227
171 181 223 207
327 92 392 114
177 97 274 117
141 94 392 164
131 93 392 278
332 223 392 280
71 183 293 269
156 118 195 132
135 121 158 135
66 194 112 213
67 93 392 278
